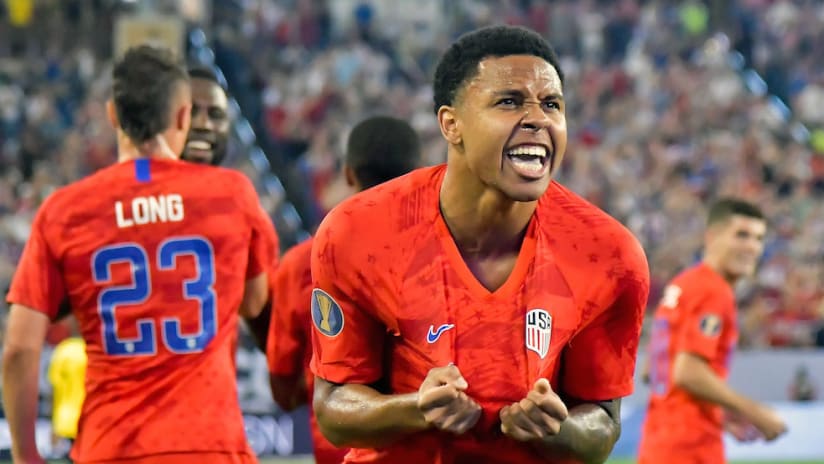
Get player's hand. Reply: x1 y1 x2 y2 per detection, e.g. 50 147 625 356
499 378 569 442
724 411 760 442
417 364 481 434
747 403 788 441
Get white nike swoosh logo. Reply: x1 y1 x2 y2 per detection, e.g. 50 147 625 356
427 324 455 343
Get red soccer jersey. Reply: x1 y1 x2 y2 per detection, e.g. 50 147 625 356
638 263 738 464
309 165 649 463
266 237 348 464
7 158 278 463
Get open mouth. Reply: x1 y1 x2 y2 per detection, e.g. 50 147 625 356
504 144 552 179
185 140 214 160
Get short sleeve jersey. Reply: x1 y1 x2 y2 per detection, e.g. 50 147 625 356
7 158 277 462
309 165 650 463
266 237 347 464
639 263 738 459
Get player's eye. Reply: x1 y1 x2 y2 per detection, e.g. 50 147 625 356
209 109 227 120
542 100 560 110
496 98 517 107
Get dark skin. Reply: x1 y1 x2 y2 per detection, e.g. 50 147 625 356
181 77 230 165
315 55 621 463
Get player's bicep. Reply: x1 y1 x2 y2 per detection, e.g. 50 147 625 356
674 304 726 361
267 266 305 377
240 177 279 280
310 230 385 385
239 272 268 318
309 286 385 385
3 304 51 354
7 212 66 319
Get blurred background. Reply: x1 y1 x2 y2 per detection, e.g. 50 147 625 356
0 0 822 462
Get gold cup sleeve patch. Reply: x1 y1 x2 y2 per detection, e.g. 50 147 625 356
699 313 722 338
312 288 345 337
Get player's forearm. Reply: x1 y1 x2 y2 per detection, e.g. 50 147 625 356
269 373 308 412
2 346 43 461
673 353 753 414
314 378 429 448
532 404 620 464
243 305 270 353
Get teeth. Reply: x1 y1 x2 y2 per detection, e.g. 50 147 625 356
505 145 546 157
510 156 544 172
187 140 211 150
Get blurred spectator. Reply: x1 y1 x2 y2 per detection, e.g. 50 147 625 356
0 0 822 350
788 365 817 402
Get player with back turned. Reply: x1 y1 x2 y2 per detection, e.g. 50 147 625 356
267 115 422 464
2 45 275 464
309 25 650 463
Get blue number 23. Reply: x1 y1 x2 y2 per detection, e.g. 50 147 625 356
91 236 217 356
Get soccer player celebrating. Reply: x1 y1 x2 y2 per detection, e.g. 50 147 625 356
638 198 787 464
267 115 421 464
181 66 230 166
309 25 650 463
2 45 275 464
180 65 275 351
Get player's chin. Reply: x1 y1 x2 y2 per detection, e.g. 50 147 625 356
181 150 213 164
500 177 551 202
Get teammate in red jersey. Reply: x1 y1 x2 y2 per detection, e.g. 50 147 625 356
638 198 787 464
267 115 421 464
309 25 650 463
180 65 275 351
2 45 275 464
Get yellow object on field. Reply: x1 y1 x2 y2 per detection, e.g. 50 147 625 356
48 337 87 439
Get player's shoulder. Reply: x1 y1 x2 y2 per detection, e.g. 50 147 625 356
177 162 255 190
672 263 734 301
279 237 314 272
33 163 124 224
318 165 443 239
540 182 647 267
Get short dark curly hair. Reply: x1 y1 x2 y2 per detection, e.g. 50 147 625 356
112 45 189 143
432 25 563 115
188 65 228 96
346 116 421 189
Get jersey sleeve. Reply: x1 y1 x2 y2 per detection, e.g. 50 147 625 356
673 286 731 361
309 212 386 385
560 239 649 401
267 243 310 378
237 174 278 279
6 201 66 319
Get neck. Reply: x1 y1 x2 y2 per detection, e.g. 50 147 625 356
439 164 537 256
702 256 738 285
116 131 177 162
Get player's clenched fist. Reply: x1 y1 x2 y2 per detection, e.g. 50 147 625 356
747 403 788 441
500 378 569 441
417 364 482 434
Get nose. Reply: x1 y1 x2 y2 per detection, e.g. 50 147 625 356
191 107 212 130
520 102 550 132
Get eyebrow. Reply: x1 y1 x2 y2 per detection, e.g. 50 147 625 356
490 89 564 100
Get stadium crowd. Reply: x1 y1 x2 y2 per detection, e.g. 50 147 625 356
0 0 823 349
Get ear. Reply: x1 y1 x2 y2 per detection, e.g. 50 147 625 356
176 101 192 132
344 164 361 191
437 105 462 146
106 99 119 130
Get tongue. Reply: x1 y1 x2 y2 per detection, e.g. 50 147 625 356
508 155 544 178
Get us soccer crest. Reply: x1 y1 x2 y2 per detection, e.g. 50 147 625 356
525 309 552 359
